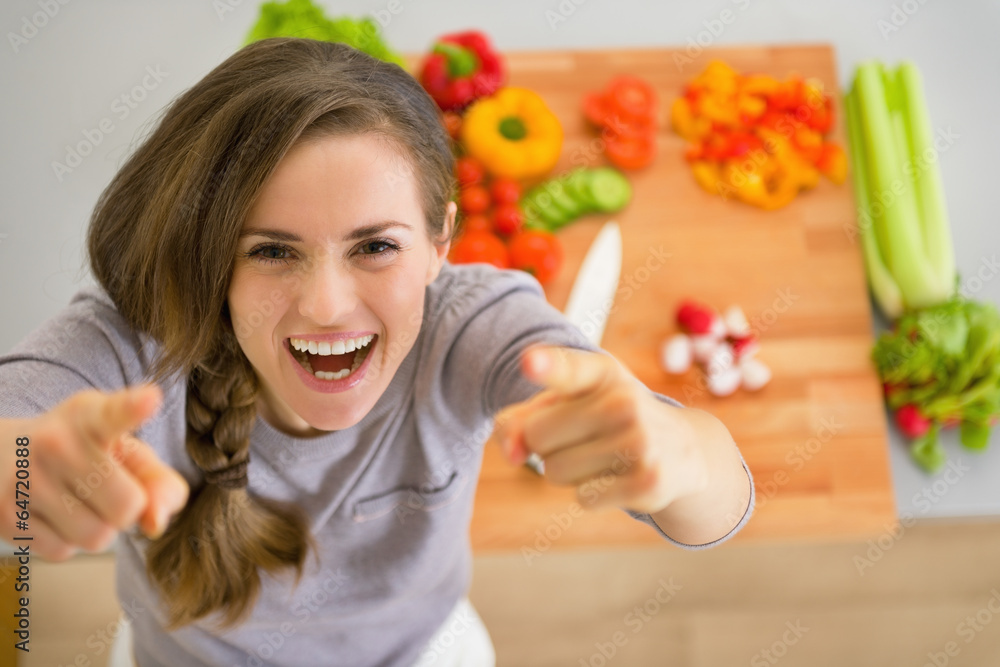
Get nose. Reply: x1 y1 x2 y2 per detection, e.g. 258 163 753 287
296 254 358 324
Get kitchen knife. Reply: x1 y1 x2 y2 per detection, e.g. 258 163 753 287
525 220 623 475
561 220 623 347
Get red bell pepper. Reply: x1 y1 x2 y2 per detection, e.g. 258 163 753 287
419 30 505 112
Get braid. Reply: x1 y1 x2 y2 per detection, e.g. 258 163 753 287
185 337 256 483
145 333 315 630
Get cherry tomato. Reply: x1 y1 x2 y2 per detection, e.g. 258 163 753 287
461 213 493 235
489 177 522 206
449 231 510 269
492 204 523 236
456 156 486 187
459 185 491 215
507 230 562 284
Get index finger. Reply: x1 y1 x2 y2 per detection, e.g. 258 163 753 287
114 433 189 539
521 345 619 399
75 383 164 452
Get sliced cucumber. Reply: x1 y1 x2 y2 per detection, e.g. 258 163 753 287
546 180 587 221
520 166 633 231
523 188 570 228
563 168 599 212
585 167 632 212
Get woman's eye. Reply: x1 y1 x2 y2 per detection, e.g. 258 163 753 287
245 243 291 265
359 238 402 260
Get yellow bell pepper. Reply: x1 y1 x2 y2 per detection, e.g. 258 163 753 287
460 87 563 180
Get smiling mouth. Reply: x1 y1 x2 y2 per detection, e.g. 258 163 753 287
289 335 376 381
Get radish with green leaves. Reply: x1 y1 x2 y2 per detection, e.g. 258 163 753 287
872 299 1000 471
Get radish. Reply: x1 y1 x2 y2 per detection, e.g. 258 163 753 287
660 333 693 374
723 304 750 337
708 315 727 340
666 298 773 398
706 342 735 376
676 299 719 335
730 334 759 360
896 404 931 438
707 365 741 397
739 357 771 391
691 333 722 364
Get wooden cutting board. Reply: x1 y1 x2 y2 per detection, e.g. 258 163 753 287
412 44 897 549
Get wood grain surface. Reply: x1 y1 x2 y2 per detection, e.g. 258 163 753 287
411 44 897 550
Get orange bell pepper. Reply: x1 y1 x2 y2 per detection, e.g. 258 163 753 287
671 60 847 210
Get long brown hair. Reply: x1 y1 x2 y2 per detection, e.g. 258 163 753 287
86 37 456 630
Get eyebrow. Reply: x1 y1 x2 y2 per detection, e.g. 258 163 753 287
238 221 414 243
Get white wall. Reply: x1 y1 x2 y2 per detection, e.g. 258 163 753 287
3 0 997 347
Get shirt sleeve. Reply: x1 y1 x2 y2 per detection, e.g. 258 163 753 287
0 286 154 419
440 263 755 550
437 263 614 419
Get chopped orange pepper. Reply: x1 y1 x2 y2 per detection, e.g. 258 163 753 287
671 60 847 210
816 143 848 184
690 161 722 192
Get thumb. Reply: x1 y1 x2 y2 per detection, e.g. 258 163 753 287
490 388 560 466
113 433 189 539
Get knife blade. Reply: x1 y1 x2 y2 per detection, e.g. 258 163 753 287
561 220 623 347
525 220 623 475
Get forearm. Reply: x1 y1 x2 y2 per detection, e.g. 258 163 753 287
648 406 752 546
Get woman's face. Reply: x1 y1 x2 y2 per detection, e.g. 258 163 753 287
228 133 454 438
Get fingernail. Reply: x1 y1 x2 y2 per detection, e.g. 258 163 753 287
504 434 522 465
509 435 528 465
147 507 168 539
144 522 162 540
530 349 550 376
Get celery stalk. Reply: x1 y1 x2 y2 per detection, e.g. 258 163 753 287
853 61 951 311
898 62 956 294
845 86 904 319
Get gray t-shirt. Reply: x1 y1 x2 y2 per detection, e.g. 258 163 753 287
0 260 754 666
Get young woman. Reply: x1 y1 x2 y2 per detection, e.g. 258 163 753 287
0 38 754 666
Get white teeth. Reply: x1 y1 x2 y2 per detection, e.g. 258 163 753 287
290 334 375 382
351 345 365 371
314 369 351 381
291 334 374 355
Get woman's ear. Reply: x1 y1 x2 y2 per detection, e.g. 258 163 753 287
426 201 456 285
